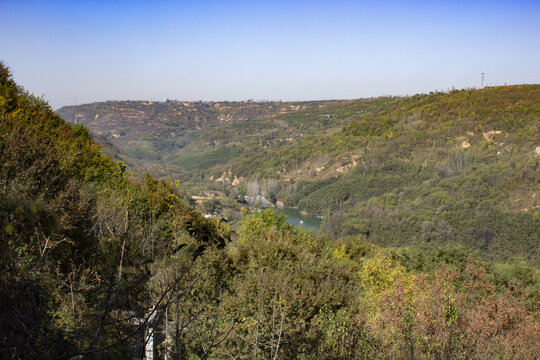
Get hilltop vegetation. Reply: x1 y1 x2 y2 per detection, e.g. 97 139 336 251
2 62 540 359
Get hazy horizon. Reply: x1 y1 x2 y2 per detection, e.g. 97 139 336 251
46 83 539 111
1 0 539 109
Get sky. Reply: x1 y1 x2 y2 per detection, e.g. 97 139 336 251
1 0 539 109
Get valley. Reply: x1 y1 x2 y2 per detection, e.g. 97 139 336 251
2 61 539 360
58 85 540 265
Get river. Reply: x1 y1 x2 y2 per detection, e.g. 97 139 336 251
277 207 322 232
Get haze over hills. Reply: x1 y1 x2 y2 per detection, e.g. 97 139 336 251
58 85 540 265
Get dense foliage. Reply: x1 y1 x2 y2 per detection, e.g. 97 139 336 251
153 209 540 359
0 63 230 359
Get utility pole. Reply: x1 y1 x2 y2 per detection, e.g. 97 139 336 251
73 96 77 124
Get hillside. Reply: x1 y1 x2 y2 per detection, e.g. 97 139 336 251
56 99 343 177
59 85 540 265
235 85 540 264
0 63 231 358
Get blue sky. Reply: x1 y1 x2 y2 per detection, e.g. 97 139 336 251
1 0 539 108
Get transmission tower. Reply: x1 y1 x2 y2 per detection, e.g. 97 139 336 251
73 96 77 124
481 73 485 88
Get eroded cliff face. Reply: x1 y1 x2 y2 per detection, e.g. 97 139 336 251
57 100 334 139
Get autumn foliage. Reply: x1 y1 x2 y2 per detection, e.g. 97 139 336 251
356 258 540 360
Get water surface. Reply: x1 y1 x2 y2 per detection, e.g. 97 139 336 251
277 207 322 232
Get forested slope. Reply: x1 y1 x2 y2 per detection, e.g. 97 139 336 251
267 86 540 265
0 63 231 358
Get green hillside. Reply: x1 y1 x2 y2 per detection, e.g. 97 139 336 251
0 63 231 358
255 86 540 264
